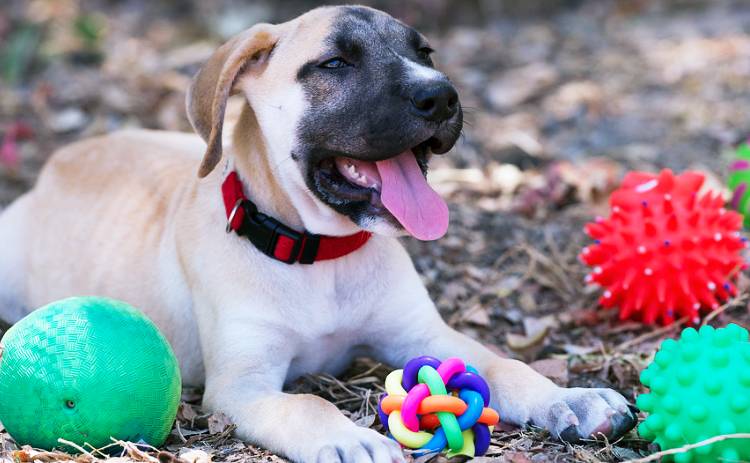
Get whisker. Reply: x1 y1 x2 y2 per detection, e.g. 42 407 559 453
271 154 295 174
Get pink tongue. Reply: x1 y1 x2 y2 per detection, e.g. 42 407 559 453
375 151 449 240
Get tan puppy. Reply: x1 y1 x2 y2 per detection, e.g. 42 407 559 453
0 6 634 463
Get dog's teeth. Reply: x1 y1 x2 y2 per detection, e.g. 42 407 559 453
337 158 380 189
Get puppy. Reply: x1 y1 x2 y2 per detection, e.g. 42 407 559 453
0 6 634 462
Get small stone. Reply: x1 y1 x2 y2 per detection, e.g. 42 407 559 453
48 108 88 133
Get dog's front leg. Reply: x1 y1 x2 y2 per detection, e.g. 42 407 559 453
372 292 636 443
200 327 405 463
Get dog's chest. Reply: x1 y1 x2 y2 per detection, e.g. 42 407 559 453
286 330 368 381
280 265 383 379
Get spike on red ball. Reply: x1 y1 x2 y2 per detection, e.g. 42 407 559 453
579 169 747 325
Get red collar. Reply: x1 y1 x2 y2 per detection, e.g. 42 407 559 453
222 171 372 264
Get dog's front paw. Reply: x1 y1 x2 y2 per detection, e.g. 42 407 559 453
529 387 636 443
312 427 405 463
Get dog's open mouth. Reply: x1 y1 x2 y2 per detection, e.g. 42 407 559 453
315 141 449 240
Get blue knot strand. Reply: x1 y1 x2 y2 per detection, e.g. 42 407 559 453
458 384 490 457
415 389 486 456
446 371 491 406
402 356 441 390
377 395 390 432
456 389 484 428
472 423 491 456
417 428 448 456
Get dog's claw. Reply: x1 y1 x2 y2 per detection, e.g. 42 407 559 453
317 445 342 463
558 424 580 443
312 428 405 463
610 407 637 440
531 387 636 443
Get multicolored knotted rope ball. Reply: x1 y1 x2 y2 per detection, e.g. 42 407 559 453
377 356 500 457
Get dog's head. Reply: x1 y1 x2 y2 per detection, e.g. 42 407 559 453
187 6 462 240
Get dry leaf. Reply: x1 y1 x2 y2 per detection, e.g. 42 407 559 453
562 344 598 355
353 414 376 428
207 412 234 435
462 303 491 327
506 329 547 351
177 403 199 423
518 292 537 312
523 315 557 336
529 358 569 386
178 449 212 463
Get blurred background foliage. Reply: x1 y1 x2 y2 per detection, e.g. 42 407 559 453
1 0 749 206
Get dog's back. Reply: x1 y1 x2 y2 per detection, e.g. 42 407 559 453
0 129 203 324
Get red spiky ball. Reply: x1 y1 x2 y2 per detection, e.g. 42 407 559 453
579 169 747 325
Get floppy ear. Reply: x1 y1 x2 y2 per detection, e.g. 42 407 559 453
187 24 280 178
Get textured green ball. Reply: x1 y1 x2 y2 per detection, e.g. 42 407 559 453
728 140 750 227
0 297 181 450
637 324 750 462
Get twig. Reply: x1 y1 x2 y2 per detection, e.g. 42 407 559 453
175 420 188 444
520 243 576 297
613 292 748 353
56 439 97 461
347 362 383 381
85 440 122 458
614 317 688 352
115 439 159 462
701 293 748 326
621 433 750 463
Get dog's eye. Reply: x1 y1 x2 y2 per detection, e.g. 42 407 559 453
416 47 434 61
319 57 350 69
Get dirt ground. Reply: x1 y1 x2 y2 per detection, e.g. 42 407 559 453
2 0 750 461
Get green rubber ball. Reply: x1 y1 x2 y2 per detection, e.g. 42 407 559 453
637 324 750 462
0 297 181 450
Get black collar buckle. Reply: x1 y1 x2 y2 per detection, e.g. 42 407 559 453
237 200 319 264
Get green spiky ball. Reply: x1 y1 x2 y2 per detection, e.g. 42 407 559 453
637 324 750 462
0 297 181 450
728 140 750 227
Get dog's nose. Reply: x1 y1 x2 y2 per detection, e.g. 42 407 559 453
411 83 459 122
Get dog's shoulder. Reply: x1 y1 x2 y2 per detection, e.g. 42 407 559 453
49 129 204 164
32 129 208 208
40 129 202 181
